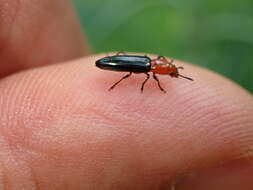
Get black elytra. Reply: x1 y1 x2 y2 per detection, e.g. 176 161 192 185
96 55 151 73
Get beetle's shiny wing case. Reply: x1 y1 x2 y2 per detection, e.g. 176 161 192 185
96 55 151 73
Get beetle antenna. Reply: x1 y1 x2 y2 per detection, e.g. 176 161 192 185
178 74 193 81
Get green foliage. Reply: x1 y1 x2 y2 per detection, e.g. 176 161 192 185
74 0 253 92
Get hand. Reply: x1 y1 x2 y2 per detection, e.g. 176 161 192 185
0 1 253 189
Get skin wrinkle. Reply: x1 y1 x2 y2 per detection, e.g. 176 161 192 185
130 134 225 180
0 159 8 190
0 65 85 147
84 97 154 138
170 94 207 125
20 105 121 169
0 137 36 189
108 77 188 114
0 84 23 143
177 82 252 151
164 83 215 120
234 129 253 159
66 89 121 124
191 105 234 133
107 144 170 189
84 112 144 138
163 92 222 138
0 74 70 166
2 92 44 149
216 114 253 138
153 94 190 125
209 106 253 149
30 142 122 189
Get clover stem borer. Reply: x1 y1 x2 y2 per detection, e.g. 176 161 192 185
96 52 193 93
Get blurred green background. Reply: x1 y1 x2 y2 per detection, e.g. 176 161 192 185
73 0 253 93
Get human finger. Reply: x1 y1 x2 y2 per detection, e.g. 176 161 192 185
0 0 89 78
0 54 252 189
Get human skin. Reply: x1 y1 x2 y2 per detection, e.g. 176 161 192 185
0 0 253 189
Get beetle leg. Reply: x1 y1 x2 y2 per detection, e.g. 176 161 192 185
109 72 132 91
116 51 125 56
177 66 184 70
153 73 166 93
169 58 174 64
157 55 165 60
140 73 150 93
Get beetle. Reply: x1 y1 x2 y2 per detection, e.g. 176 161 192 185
96 52 193 93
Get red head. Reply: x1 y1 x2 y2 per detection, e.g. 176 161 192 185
151 56 193 81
